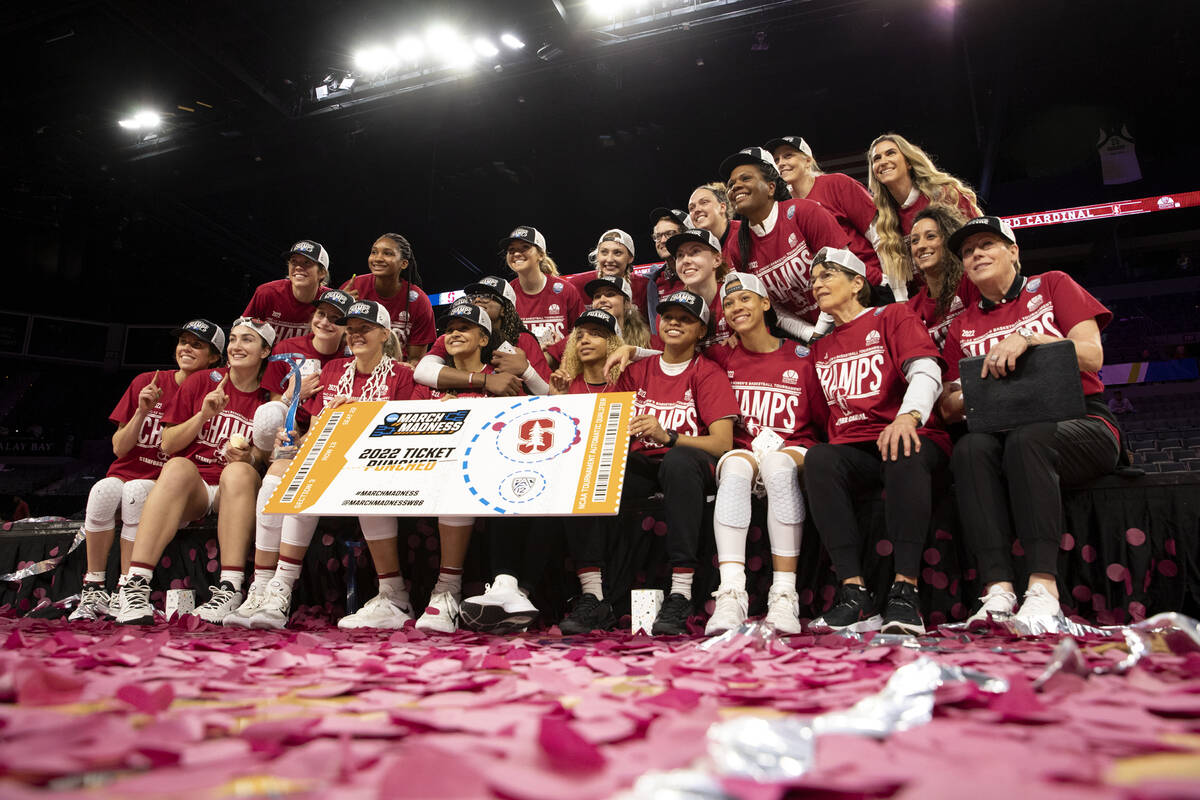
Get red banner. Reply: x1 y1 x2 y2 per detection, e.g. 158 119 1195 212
1002 191 1200 230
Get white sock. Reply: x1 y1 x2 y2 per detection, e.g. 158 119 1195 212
253 567 274 587
718 563 746 592
128 565 153 582
432 569 463 597
84 571 106 585
275 557 303 588
670 571 694 600
578 570 604 600
219 569 244 592
772 571 797 593
378 575 406 597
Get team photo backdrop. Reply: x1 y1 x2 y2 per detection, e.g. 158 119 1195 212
265 393 634 517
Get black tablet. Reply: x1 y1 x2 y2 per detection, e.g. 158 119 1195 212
960 340 1086 433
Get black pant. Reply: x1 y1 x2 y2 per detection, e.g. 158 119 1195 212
951 417 1119 583
566 447 716 576
805 438 947 580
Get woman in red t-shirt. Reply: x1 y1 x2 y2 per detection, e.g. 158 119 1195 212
116 318 276 625
70 319 223 621
559 290 739 637
867 134 981 301
341 233 435 364
249 301 417 631
703 272 826 637
243 240 331 342
938 217 1118 632
805 248 947 637
905 205 976 350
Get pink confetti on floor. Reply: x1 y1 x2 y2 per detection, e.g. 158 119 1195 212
1 614 1199 798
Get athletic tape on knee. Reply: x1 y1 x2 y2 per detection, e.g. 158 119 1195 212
280 514 319 548
255 475 284 552
359 516 397 542
714 460 754 529
252 400 288 451
762 450 805 526
438 516 475 528
84 477 125 533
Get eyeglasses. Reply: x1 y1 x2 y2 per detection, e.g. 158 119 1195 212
651 230 683 242
810 270 843 285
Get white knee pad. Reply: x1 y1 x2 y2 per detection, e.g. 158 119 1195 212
255 474 284 553
438 516 475 528
85 477 125 533
359 516 397 542
761 450 805 527
714 455 755 529
280 515 319 549
119 479 155 542
252 400 289 451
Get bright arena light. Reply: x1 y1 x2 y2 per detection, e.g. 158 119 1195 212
473 37 499 58
500 33 525 49
426 25 475 68
396 35 424 63
118 110 162 130
354 46 399 74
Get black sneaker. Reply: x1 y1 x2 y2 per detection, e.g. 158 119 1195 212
880 581 926 635
650 593 692 636
559 593 616 635
811 583 882 633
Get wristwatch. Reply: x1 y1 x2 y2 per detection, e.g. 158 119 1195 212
666 429 679 447
906 410 922 425
1017 326 1035 345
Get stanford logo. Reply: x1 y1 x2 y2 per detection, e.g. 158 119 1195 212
516 418 555 454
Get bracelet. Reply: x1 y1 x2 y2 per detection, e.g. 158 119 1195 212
467 371 474 387
480 372 489 392
666 429 679 448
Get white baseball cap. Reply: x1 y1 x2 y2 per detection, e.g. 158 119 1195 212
720 271 769 302
230 316 278 347
596 228 635 259
813 247 867 278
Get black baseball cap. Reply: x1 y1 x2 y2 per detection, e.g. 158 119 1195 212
337 300 392 329
283 240 330 270
172 318 225 353
584 274 633 302
443 301 493 336
764 136 813 158
314 288 354 318
947 216 1017 256
498 225 547 253
649 207 690 229
656 290 711 326
575 308 621 337
719 146 776 181
464 275 518 307
665 228 722 258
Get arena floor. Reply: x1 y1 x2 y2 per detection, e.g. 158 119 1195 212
1 615 1199 799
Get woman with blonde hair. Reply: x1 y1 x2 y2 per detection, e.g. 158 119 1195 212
503 225 587 347
867 133 981 301
549 309 627 394
688 182 739 248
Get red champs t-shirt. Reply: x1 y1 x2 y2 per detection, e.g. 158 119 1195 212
811 304 949 453
704 341 822 450
428 330 551 382
510 276 587 344
906 278 980 350
807 173 883 286
615 355 739 457
722 198 851 323
243 280 321 343
304 357 417 418
106 370 182 481
941 271 1112 397
163 369 271 484
342 275 436 350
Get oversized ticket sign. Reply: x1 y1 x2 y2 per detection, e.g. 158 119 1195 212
265 393 634 517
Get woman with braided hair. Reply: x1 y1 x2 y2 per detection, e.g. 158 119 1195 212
867 134 980 301
247 300 419 630
342 233 435 363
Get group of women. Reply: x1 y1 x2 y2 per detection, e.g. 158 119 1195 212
71 132 1123 637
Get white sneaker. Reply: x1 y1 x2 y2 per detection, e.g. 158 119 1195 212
459 574 539 633
195 582 244 624
967 584 1018 626
338 591 414 629
1014 583 1061 631
223 579 270 627
704 586 749 635
764 586 803 634
69 582 110 621
249 579 293 630
109 582 124 619
115 575 155 625
416 591 461 633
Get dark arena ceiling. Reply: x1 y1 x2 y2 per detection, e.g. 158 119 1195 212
1 0 1197 326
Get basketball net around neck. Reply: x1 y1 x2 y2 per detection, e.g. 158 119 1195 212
335 355 396 400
